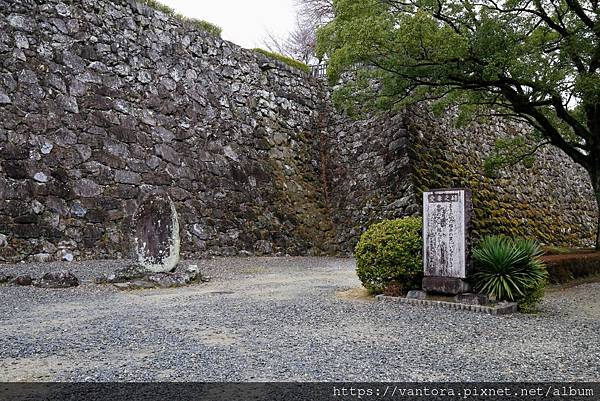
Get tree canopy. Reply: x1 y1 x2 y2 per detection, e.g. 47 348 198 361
317 0 600 247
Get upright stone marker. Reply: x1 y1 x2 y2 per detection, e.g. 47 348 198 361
422 188 472 294
133 193 180 273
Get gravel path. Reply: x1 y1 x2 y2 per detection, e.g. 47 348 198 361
0 257 599 382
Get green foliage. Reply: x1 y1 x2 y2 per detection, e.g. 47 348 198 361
317 0 598 190
473 236 548 310
184 18 222 37
483 137 540 177
252 49 311 73
354 217 423 294
141 0 174 15
517 280 547 314
140 0 222 37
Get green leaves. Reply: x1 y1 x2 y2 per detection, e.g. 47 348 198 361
473 236 548 303
317 0 597 169
354 217 423 295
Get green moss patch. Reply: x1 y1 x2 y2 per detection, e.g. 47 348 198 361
253 49 310 74
140 0 222 37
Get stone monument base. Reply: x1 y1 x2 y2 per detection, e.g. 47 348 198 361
422 276 471 295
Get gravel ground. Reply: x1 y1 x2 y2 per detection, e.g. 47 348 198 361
0 257 599 382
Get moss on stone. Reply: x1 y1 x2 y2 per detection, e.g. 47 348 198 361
408 114 593 247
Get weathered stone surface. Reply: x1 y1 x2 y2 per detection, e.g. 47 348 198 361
406 290 427 300
0 0 595 263
377 295 518 315
34 271 79 288
40 142 54 155
154 144 180 165
114 170 141 185
423 189 472 279
455 293 489 306
33 172 48 183
133 193 180 273
31 252 52 262
97 264 205 290
71 203 87 217
0 274 14 284
422 277 471 295
74 179 102 198
495 301 518 315
12 275 33 286
0 92 11 104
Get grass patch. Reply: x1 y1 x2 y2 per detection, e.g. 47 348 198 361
139 0 222 37
252 48 310 73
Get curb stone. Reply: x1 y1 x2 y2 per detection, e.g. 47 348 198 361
375 295 518 315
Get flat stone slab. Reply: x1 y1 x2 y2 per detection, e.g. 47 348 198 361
375 294 518 315
95 264 206 290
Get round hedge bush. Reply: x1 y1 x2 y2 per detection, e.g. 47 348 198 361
354 217 423 294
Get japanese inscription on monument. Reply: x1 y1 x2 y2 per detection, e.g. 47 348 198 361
423 189 471 279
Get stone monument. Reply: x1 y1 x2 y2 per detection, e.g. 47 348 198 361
94 192 206 290
133 193 180 273
422 188 472 294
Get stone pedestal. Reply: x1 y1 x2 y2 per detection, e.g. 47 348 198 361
422 188 472 294
422 277 471 295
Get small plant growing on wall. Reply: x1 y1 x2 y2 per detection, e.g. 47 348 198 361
141 0 222 37
472 235 548 312
252 49 311 74
354 217 423 295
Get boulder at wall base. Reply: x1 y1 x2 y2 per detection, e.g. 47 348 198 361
13 275 33 286
34 271 79 288
133 193 180 273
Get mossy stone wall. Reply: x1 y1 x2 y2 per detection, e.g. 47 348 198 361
407 109 596 248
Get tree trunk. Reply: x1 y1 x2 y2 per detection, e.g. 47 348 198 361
590 170 600 250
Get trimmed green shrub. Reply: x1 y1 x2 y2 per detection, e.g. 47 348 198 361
354 217 423 295
473 235 548 311
140 0 222 37
252 49 311 74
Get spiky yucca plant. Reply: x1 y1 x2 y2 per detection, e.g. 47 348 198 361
472 236 547 302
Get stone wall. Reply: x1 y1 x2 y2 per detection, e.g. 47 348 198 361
408 108 597 248
326 106 597 253
0 0 596 263
326 111 418 253
0 0 333 262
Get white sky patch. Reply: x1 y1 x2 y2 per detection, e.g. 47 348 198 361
158 0 296 49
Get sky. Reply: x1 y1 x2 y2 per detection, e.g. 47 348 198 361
158 0 297 49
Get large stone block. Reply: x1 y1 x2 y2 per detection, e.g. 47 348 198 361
422 277 471 295
422 188 473 294
133 193 180 273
